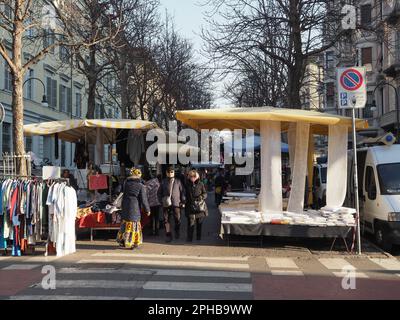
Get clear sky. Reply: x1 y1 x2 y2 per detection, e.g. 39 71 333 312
159 0 207 54
159 0 230 107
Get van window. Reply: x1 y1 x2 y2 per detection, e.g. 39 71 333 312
365 166 377 200
377 163 400 195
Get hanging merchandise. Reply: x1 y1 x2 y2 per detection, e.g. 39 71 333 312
0 178 77 257
74 140 89 169
127 130 145 166
45 181 77 257
88 174 108 191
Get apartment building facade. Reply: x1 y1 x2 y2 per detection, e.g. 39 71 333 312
321 0 400 138
0 5 120 168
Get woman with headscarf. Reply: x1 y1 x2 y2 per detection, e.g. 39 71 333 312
185 169 208 242
116 168 151 249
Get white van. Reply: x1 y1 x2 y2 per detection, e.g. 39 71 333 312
313 163 327 208
347 143 400 251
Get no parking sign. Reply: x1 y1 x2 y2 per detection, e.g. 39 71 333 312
337 67 366 109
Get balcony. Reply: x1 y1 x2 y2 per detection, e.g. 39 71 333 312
383 0 400 25
383 50 400 77
380 109 400 129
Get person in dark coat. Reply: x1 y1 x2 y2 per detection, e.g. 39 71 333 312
117 168 150 249
186 170 208 242
160 166 186 242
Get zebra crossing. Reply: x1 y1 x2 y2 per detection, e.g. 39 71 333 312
3 253 400 300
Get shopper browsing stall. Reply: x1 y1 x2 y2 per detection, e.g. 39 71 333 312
117 168 150 249
160 167 186 242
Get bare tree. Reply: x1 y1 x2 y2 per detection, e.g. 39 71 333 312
202 0 348 109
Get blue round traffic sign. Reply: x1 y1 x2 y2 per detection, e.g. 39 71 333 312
340 69 363 91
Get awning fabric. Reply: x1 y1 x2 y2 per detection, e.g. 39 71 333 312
176 107 368 135
23 119 158 143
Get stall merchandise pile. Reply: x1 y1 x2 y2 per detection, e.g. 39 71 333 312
221 207 356 227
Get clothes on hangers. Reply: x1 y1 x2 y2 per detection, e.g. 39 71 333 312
0 178 77 257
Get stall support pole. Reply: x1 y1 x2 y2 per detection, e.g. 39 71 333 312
351 103 362 255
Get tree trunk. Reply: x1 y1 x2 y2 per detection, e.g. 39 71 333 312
86 73 96 119
287 0 303 109
119 62 129 119
12 5 27 175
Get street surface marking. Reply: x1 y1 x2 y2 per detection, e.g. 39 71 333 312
10 295 132 300
58 268 155 275
270 270 304 276
369 258 400 277
143 281 252 292
25 256 61 263
77 259 249 270
2 264 40 270
92 252 249 261
266 258 299 269
135 298 210 300
332 271 369 278
58 267 251 278
318 258 354 270
32 280 145 289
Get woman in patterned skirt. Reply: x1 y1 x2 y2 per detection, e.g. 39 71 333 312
117 168 151 249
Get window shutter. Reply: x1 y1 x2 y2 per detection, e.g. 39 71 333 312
59 84 63 111
361 47 372 65
52 79 57 109
67 87 72 114
360 5 371 26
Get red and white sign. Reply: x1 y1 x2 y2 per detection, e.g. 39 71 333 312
337 67 367 109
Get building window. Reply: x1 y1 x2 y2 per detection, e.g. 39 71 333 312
75 91 82 117
2 123 11 154
59 35 69 62
43 29 55 53
364 91 374 119
61 141 66 167
95 103 104 119
326 51 335 69
361 47 372 66
25 136 33 152
360 4 372 27
24 69 34 100
59 84 71 113
4 64 12 91
46 76 58 109
25 17 34 38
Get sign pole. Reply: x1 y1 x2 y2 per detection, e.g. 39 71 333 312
351 98 362 255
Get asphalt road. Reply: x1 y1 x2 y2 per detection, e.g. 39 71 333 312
1 193 400 300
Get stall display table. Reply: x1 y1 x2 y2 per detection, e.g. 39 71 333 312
76 212 120 241
219 200 355 251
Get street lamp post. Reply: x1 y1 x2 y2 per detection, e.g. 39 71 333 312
23 77 48 107
372 82 400 142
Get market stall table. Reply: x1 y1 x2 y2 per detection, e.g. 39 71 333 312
177 107 368 251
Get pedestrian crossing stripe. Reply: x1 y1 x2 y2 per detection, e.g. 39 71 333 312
9 295 133 300
92 252 249 261
77 259 250 270
2 264 41 270
266 258 299 269
58 267 251 278
142 281 252 292
369 258 400 277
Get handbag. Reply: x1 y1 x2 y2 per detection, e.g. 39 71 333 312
191 198 207 213
162 179 174 208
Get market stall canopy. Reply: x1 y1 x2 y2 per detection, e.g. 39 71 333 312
176 107 368 135
224 135 289 153
23 119 158 143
